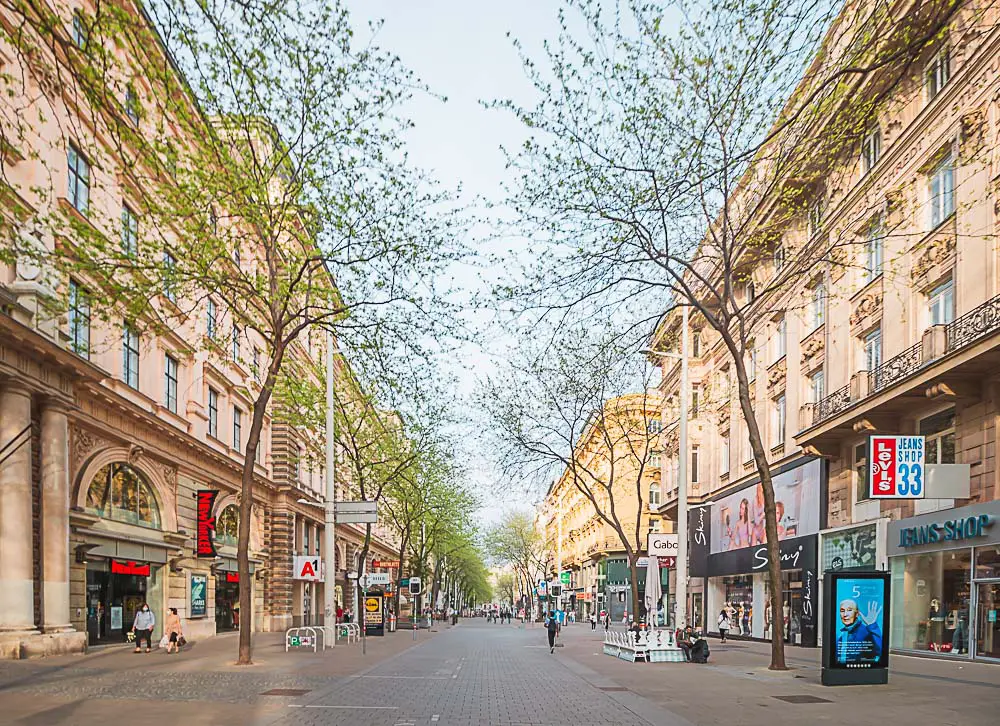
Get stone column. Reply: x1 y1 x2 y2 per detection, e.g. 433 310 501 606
40 401 72 632
0 382 37 633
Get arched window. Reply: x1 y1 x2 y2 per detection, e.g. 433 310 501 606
216 505 239 548
649 482 661 506
86 463 161 529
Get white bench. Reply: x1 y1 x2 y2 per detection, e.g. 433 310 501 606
602 628 685 663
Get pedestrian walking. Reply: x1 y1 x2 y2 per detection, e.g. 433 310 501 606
546 610 559 653
165 607 184 654
603 612 610 632
589 612 597 630
717 608 731 643
131 602 155 653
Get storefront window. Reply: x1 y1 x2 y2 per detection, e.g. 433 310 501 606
216 505 239 548
86 463 161 529
723 576 753 636
891 549 971 654
975 547 1000 580
920 408 956 464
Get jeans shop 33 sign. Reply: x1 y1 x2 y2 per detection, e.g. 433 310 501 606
869 436 925 499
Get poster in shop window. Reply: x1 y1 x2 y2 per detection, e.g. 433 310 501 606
190 574 207 617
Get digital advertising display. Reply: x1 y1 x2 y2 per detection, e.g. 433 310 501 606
822 571 890 686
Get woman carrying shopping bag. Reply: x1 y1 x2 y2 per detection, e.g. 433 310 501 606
165 607 184 654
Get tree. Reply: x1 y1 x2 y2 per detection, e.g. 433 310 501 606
483 327 660 622
484 509 550 619
497 0 976 668
1 0 458 665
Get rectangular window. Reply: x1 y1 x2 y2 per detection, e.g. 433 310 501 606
928 154 955 228
650 452 661 469
854 442 870 502
864 327 882 372
774 317 787 360
122 323 139 389
163 251 177 303
233 406 242 451
809 282 826 330
67 144 90 215
233 245 241 267
774 245 786 272
125 85 139 124
925 49 950 101
208 388 219 439
862 220 884 284
809 370 825 404
231 325 241 361
747 343 757 381
69 279 91 358
71 11 87 49
647 418 662 434
720 434 730 475
121 205 138 256
691 332 700 358
862 128 881 174
772 395 786 446
690 446 699 483
691 386 700 417
207 299 217 340
928 278 955 326
809 199 824 237
164 354 178 414
252 347 261 382
920 408 956 464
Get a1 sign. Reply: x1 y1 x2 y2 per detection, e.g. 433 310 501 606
870 435 925 499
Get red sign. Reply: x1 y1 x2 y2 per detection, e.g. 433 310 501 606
196 490 219 558
111 559 150 577
658 556 676 569
225 572 239 583
372 559 400 569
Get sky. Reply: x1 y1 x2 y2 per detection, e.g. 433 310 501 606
343 1 568 526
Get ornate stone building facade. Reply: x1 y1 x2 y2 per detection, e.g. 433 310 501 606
652 2 1000 658
0 1 397 658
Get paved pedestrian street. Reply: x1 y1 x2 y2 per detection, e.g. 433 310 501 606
0 622 998 725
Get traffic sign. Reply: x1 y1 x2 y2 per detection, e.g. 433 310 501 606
870 435 925 498
365 572 391 586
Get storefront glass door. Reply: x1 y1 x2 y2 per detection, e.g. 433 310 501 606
974 582 1000 660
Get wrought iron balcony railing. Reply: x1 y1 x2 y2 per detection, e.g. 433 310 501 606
946 293 1000 352
813 384 851 424
867 342 923 396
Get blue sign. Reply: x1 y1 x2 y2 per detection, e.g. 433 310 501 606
832 576 885 669
898 514 993 548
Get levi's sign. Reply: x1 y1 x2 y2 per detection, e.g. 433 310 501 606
870 436 925 499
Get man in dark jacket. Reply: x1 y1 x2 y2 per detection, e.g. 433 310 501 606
546 611 559 653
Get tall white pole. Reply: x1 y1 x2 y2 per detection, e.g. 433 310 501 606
325 330 337 643
556 505 562 614
676 305 689 629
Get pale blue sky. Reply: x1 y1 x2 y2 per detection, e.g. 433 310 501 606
344 1 567 523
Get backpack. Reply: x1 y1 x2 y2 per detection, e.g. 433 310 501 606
690 639 710 663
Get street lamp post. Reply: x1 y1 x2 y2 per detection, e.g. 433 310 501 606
324 330 338 643
641 303 689 630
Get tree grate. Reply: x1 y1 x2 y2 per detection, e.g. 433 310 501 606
773 695 832 704
261 688 311 696
597 686 628 692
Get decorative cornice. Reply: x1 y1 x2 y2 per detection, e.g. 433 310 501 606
850 289 883 331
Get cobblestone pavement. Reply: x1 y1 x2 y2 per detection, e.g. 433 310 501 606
0 622 998 725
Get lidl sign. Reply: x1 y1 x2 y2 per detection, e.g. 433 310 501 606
870 436 925 499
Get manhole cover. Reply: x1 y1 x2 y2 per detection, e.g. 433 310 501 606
598 686 628 692
261 689 311 696
773 695 832 704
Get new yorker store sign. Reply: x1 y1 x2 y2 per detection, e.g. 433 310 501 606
887 500 1000 557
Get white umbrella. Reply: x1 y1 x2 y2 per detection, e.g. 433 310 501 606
644 555 662 628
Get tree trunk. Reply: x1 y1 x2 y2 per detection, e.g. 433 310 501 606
394 532 408 621
236 371 276 665
356 524 372 635
734 358 787 670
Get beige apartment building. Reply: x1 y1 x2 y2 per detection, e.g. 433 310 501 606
540 393 665 622
0 1 397 658
653 1 1000 660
